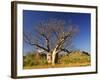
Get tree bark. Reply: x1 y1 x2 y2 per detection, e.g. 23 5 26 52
52 49 58 65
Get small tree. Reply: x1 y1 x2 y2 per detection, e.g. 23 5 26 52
24 19 78 65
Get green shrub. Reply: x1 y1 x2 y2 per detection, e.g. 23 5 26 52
23 53 48 67
59 52 90 64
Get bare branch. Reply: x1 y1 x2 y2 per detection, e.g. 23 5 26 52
38 33 50 52
24 32 49 52
61 48 70 53
24 19 79 54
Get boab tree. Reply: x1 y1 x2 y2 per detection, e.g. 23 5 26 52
24 19 78 65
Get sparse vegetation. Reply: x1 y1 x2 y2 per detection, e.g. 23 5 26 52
23 51 91 69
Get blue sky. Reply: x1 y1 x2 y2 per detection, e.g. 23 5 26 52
23 10 91 54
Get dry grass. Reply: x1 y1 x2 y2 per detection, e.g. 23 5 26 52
23 51 91 69
24 62 90 69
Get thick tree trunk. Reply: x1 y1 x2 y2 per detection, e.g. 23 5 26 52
55 53 58 63
52 50 58 65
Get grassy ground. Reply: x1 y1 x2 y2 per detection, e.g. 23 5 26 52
23 51 91 69
24 62 90 69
